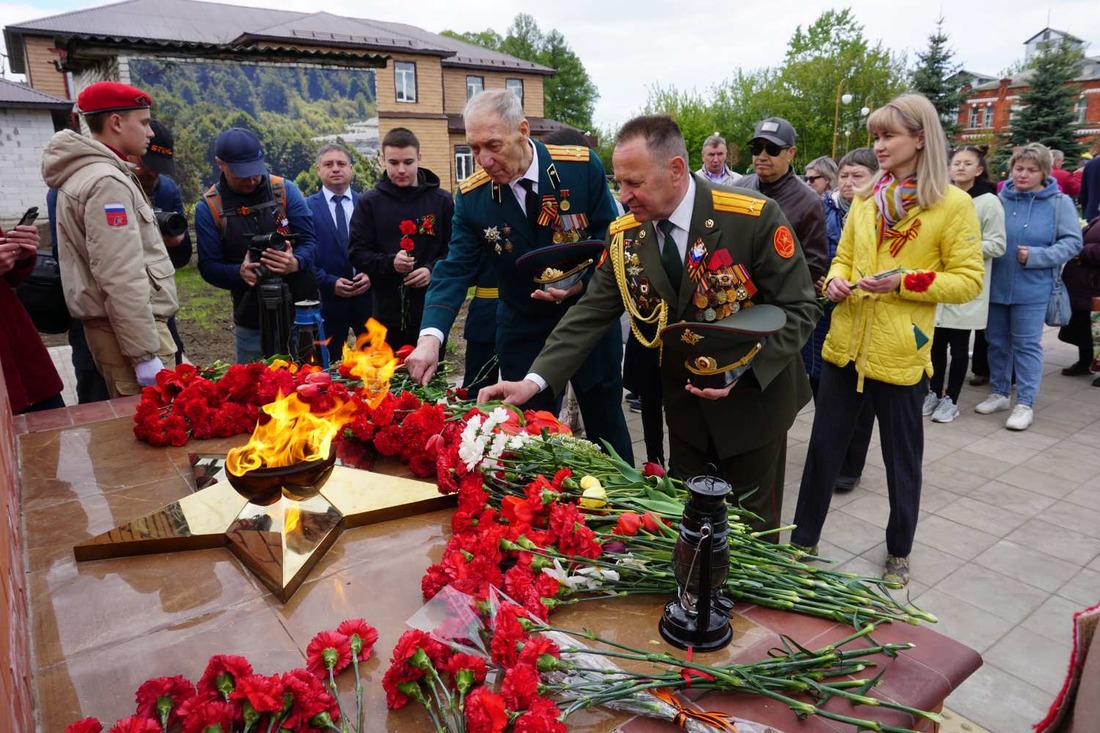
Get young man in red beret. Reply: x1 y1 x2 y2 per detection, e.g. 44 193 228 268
41 81 179 397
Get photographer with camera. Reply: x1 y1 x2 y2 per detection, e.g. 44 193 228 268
42 81 179 398
195 127 318 363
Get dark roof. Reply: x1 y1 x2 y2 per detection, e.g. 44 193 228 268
1023 27 1084 46
969 55 1100 92
0 77 71 108
5 0 553 75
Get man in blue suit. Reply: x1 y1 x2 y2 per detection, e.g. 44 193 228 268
406 89 633 462
307 143 371 362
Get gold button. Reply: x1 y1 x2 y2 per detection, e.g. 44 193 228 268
704 218 715 228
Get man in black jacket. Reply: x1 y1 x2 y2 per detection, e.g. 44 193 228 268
348 127 453 349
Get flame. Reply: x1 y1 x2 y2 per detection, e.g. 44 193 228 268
285 503 301 533
226 391 357 476
342 318 399 408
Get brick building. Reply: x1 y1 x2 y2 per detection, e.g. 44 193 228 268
0 78 71 221
3 0 570 192
954 28 1100 154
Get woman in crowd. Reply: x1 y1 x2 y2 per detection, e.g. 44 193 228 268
791 93 984 586
804 147 878 492
976 143 1083 430
1 220 65 414
805 155 838 196
923 145 1006 423
1058 215 1100 384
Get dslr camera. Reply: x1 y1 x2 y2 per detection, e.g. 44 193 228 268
249 232 299 279
153 209 188 238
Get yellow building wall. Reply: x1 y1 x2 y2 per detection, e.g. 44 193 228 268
377 116 453 190
441 69 545 117
22 36 70 100
376 54 445 115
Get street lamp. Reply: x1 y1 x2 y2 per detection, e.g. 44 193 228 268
832 82 853 159
860 101 873 147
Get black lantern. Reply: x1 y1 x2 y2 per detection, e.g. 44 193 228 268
658 473 734 652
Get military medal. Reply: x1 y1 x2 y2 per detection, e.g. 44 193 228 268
694 293 709 309
715 289 728 304
560 188 571 212
736 285 749 301
704 308 717 322
504 241 513 252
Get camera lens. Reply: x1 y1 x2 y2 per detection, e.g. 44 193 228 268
154 209 188 237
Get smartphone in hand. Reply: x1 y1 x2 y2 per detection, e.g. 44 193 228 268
18 207 39 227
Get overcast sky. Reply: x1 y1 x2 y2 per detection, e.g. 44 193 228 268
3 0 1099 129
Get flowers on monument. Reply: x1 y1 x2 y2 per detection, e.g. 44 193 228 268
65 621 378 733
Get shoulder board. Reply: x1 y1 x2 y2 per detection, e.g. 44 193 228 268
609 213 639 235
459 169 491 194
711 190 766 217
544 144 591 162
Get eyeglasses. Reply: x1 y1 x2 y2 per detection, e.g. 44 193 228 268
749 140 787 156
804 175 823 183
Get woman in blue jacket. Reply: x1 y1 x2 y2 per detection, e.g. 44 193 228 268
976 143 1083 430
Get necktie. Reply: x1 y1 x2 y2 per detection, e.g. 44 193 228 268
658 219 682 291
333 194 348 245
518 178 540 231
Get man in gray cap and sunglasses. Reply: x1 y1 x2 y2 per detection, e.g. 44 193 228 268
739 117 828 288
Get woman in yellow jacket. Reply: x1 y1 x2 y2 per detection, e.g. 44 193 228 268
790 94 984 586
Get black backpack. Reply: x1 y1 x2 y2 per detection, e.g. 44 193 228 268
16 251 72 334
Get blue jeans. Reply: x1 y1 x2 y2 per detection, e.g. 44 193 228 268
234 326 262 364
986 301 1047 407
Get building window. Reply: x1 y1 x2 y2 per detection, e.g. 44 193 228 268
1009 103 1022 122
466 75 484 100
455 145 474 182
506 78 524 105
982 105 994 129
395 61 417 103
1077 97 1088 124
968 106 980 129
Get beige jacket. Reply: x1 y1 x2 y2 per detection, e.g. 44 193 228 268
935 192 1006 330
42 130 179 364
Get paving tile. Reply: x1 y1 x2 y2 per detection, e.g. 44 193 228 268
996 464 1082 500
914 484 962 514
1021 451 1100 484
973 539 1080 592
920 437 958 463
908 587 1014 653
913 515 998 560
1021 594 1085 645
935 497 1028 538
934 450 1018 481
1063 479 1100 510
1005 518 1100 565
920 461 990 494
946 654 1055 733
967 479 1058 516
961 435 1040 465
984 626 1072 696
937 563 1048 624
817 509 887 555
1036 500 1100 540
1057 567 1100 607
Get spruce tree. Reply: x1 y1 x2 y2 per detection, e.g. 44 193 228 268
911 18 963 137
1007 39 1085 163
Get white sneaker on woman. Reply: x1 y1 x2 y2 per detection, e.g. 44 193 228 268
922 392 943 416
931 397 960 423
1005 405 1033 431
975 393 1011 414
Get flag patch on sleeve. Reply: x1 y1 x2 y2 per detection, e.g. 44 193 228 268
104 203 128 227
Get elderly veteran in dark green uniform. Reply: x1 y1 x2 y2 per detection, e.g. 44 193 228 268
405 89 632 462
480 114 819 535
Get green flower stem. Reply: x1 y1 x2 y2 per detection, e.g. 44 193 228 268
351 657 364 733
326 667 350 731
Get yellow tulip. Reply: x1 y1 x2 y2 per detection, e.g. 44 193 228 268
579 476 606 509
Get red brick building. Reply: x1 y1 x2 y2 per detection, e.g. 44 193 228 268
954 29 1100 154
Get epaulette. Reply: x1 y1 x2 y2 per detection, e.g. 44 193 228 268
609 212 639 235
544 144 591 162
711 190 766 217
459 169 491 194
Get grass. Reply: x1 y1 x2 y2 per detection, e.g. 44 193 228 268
174 264 227 332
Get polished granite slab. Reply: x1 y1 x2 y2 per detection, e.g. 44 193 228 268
19 414 981 732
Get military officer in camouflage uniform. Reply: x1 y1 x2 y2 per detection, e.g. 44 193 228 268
481 115 819 535
405 89 632 462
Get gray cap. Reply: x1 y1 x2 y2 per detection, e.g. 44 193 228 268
751 117 797 148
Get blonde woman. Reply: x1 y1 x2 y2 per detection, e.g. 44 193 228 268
790 93 984 586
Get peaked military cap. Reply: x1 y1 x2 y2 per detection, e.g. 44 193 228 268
661 304 787 389
516 239 604 291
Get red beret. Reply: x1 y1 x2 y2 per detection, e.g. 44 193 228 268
77 81 152 115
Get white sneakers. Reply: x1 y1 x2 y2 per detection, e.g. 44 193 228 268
931 397 959 423
974 393 1011 414
922 392 943 416
974 394 1033 430
1005 405 1034 431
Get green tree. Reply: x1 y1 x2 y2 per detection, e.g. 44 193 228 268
1007 40 1086 164
442 14 599 130
911 17 963 137
642 85 720 171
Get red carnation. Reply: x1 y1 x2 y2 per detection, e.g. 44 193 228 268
399 219 419 236
231 673 285 713
65 719 103 733
903 270 936 293
281 668 339 729
179 701 235 733
513 697 568 733
197 654 253 699
134 675 195 724
502 663 542 710
306 630 352 677
443 653 488 689
337 618 379 661
518 636 561 669
106 717 160 733
464 687 509 733
400 236 415 252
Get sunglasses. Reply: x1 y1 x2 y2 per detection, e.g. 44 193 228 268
749 140 787 156
804 175 823 183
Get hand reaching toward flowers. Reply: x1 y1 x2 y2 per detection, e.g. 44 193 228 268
478 379 541 406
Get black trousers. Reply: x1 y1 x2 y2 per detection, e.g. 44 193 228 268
792 363 925 557
930 327 971 401
1059 309 1095 365
640 394 665 465
810 376 875 482
462 339 499 398
669 429 787 539
971 329 989 377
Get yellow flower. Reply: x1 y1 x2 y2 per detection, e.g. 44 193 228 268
579 476 606 509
